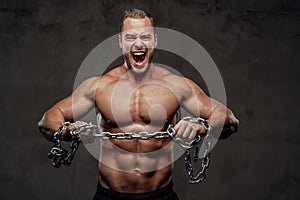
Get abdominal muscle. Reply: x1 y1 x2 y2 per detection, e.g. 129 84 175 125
97 125 174 193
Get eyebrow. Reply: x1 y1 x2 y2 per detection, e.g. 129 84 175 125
124 33 152 36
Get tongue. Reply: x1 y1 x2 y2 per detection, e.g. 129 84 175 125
133 55 145 63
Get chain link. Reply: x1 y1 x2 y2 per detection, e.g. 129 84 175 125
167 117 213 184
47 117 212 184
184 133 213 183
48 122 93 167
94 131 170 140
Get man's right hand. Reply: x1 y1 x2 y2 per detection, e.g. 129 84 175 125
63 121 95 144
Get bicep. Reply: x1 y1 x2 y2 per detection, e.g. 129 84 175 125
181 78 220 119
52 77 98 121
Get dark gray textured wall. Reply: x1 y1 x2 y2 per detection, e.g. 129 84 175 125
1 0 300 199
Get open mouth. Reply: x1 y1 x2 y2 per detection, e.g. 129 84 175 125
131 51 146 63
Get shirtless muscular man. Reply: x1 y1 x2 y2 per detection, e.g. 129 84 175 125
38 9 239 200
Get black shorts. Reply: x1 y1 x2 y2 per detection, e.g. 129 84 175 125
93 181 180 200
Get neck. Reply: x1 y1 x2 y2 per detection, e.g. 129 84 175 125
124 62 153 84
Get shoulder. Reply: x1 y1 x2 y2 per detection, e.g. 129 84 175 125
153 66 207 100
153 66 186 86
76 76 100 90
98 66 124 84
152 65 195 97
73 66 125 97
73 76 101 99
101 65 126 80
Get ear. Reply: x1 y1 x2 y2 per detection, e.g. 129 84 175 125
154 33 158 48
118 34 122 49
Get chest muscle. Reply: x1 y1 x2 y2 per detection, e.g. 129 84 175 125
96 82 180 127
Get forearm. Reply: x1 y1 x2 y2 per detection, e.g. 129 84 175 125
38 107 71 142
207 105 239 139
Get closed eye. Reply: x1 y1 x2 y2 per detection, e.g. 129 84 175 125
140 34 152 41
125 34 137 41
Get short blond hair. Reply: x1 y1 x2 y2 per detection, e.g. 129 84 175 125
120 9 154 32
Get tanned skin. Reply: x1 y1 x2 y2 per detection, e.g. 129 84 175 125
38 17 239 193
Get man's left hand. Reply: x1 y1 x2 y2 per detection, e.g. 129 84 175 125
173 120 207 142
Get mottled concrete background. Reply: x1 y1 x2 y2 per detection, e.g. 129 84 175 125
1 0 300 199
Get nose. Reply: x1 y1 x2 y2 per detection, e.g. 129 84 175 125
134 38 144 50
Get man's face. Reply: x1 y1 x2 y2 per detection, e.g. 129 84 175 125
119 17 157 74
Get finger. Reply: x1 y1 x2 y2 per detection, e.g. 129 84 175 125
188 128 197 141
74 121 88 127
80 129 95 144
177 121 187 138
78 133 88 142
182 125 193 141
78 133 85 142
86 130 95 143
173 121 182 132
198 124 207 136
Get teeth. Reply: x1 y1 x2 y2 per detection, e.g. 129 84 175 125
133 52 145 56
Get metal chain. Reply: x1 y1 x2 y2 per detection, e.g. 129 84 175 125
166 125 201 149
47 117 213 184
94 131 170 140
167 117 213 184
48 122 96 167
184 133 213 183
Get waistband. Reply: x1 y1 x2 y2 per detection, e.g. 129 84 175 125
96 181 174 200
